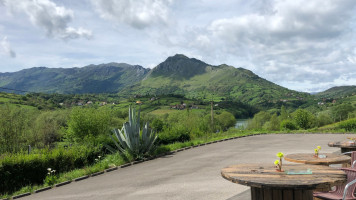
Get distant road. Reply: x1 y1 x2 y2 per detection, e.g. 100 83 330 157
22 134 353 200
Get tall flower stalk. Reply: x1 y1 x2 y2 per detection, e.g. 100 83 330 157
275 152 284 172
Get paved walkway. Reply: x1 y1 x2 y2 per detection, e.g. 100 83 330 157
22 133 353 200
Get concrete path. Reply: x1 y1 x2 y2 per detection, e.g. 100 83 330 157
22 134 354 200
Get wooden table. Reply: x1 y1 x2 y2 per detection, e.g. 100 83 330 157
284 153 350 166
221 163 346 200
328 141 356 153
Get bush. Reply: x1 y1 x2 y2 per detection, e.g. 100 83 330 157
156 125 191 145
151 118 164 132
331 103 355 122
316 112 333 127
66 107 112 143
215 111 236 131
264 114 280 131
338 118 356 131
0 145 101 194
0 105 39 154
293 109 315 130
247 111 271 130
280 119 298 130
31 110 70 147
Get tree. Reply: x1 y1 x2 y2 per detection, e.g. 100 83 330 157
293 109 315 130
265 113 280 131
280 105 289 120
247 111 271 130
316 112 333 127
331 103 355 122
216 111 236 131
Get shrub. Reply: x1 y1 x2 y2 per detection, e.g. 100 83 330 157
316 112 333 127
151 118 164 132
331 103 355 122
215 111 236 131
247 111 271 130
293 109 315 130
66 107 112 143
263 113 280 131
280 119 298 130
156 125 191 145
0 104 39 154
0 145 101 194
338 118 356 131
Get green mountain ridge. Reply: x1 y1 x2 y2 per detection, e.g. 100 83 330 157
0 54 351 108
123 54 309 107
0 63 149 94
314 86 356 98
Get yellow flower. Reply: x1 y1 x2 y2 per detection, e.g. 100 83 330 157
274 160 280 165
314 149 318 153
317 146 321 150
276 152 284 158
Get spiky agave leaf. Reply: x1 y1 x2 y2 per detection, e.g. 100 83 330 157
107 106 157 159
141 122 157 154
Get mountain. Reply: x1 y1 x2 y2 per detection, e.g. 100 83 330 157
149 54 208 79
314 86 356 98
123 54 309 107
0 63 149 94
0 54 310 107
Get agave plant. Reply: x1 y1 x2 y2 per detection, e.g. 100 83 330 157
107 106 157 159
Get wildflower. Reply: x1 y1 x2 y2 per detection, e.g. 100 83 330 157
317 146 321 150
314 149 318 153
276 152 284 158
47 168 51 171
274 160 280 165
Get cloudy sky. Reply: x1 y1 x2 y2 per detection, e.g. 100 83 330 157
0 0 356 92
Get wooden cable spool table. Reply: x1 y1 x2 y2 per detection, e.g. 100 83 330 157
221 163 346 200
328 141 356 153
284 153 351 166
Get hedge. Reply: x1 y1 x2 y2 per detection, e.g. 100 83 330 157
338 118 356 131
0 145 101 194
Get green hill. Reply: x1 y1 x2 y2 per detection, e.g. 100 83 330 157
0 54 311 108
0 63 149 94
123 54 309 107
314 86 356 98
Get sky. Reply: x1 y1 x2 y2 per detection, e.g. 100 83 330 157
0 0 356 93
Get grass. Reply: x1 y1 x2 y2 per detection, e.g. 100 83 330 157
2 127 354 199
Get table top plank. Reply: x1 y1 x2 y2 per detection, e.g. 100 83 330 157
284 153 350 165
328 141 356 148
221 164 346 190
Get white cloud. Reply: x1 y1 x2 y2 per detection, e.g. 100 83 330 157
91 0 173 29
1 36 16 58
182 0 356 91
2 0 92 40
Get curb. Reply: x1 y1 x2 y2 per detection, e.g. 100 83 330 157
34 186 52 193
91 171 105 177
55 180 71 187
7 133 265 199
12 192 31 199
105 167 118 172
74 175 89 182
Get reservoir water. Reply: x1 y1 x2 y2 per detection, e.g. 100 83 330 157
235 119 249 129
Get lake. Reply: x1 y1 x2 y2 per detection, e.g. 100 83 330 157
235 119 249 129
